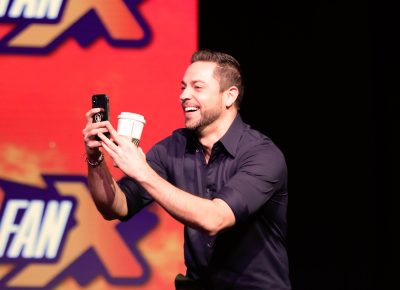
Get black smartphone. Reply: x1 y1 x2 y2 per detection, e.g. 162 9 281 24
92 94 110 140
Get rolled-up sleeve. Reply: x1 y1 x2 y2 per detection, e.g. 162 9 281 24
117 142 169 221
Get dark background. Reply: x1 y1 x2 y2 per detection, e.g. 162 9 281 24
199 1 394 289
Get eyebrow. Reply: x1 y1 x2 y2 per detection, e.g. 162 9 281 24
191 80 206 85
181 80 206 86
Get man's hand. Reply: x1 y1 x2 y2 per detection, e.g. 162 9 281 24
98 122 148 180
82 108 109 159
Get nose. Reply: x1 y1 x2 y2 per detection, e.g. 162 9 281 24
180 87 191 102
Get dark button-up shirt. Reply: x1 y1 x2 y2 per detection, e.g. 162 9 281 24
118 114 291 290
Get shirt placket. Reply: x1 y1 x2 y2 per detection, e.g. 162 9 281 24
204 146 221 250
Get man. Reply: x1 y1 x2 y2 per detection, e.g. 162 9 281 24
82 49 291 290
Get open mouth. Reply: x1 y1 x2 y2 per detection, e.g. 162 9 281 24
184 106 199 113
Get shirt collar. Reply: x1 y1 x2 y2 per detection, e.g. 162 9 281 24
185 114 245 158
219 113 245 158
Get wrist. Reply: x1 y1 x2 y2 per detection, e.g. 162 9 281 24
135 163 154 184
86 151 104 167
86 148 101 160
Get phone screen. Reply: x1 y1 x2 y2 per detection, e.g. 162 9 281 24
92 94 110 139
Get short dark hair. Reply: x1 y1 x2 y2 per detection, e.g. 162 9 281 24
191 49 244 109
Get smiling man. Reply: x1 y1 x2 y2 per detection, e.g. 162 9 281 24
82 49 292 290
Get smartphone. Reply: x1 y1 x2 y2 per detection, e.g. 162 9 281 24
92 94 110 140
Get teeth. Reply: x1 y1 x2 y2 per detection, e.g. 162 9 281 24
185 107 198 112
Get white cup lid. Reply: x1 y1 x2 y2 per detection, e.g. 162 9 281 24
118 112 146 123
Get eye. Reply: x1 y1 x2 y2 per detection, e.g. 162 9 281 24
193 81 205 90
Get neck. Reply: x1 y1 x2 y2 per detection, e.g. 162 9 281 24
197 110 237 160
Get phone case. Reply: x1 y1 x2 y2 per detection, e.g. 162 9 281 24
92 94 110 139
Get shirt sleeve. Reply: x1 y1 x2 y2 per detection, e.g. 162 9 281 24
117 176 153 221
212 142 287 224
117 142 169 221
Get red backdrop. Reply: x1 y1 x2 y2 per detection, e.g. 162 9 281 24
0 0 197 289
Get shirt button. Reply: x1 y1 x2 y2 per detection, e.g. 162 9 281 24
206 188 210 193
207 242 212 248
195 149 199 153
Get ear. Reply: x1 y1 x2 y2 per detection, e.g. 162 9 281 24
224 86 239 108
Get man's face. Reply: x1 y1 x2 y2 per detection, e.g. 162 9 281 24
180 61 225 131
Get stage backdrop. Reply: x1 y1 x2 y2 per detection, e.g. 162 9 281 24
0 0 197 289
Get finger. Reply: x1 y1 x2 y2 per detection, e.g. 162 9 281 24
84 126 108 142
83 121 109 138
101 139 118 160
89 121 109 131
85 108 104 123
98 131 119 151
103 122 120 144
96 127 109 134
86 139 103 149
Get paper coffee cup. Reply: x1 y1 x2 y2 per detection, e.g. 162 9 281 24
117 112 146 146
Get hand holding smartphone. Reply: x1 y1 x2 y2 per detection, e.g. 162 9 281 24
92 94 110 140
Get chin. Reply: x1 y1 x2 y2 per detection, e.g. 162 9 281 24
185 120 199 130
185 124 196 130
